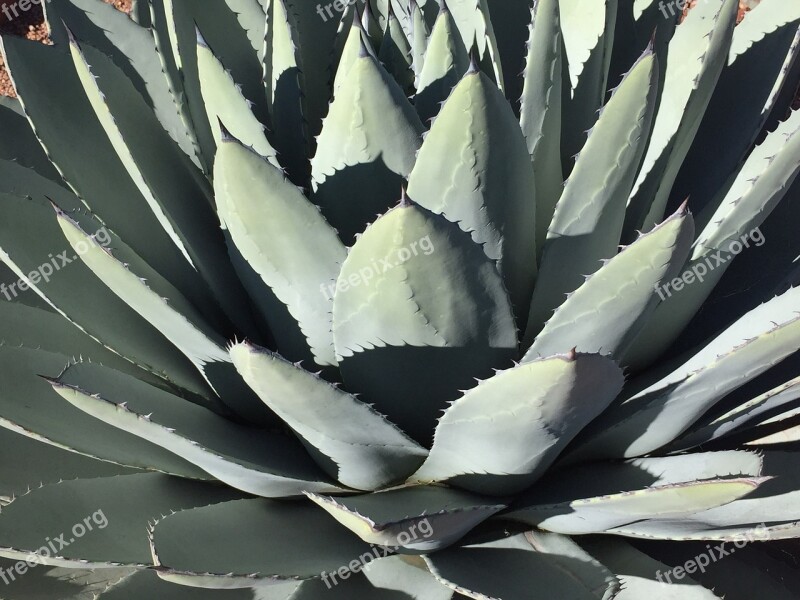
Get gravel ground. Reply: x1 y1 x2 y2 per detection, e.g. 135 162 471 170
0 0 131 97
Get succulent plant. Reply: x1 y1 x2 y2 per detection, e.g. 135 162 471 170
0 0 799 597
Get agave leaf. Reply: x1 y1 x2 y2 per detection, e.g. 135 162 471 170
306 486 506 551
672 0 800 216
0 345 211 479
672 376 800 450
158 0 217 172
625 107 800 369
332 201 517 444
177 0 269 123
485 0 531 110
0 426 134 506
379 7 414 95
224 0 267 62
50 362 344 497
558 0 618 164
69 39 257 335
263 0 308 185
130 0 150 25
0 193 213 399
0 474 242 568
0 299 169 388
55 211 271 424
281 0 342 141
410 0 431 83
215 137 346 367
574 284 800 459
607 453 800 540
362 555 454 600
407 68 537 322
624 0 739 237
312 51 424 243
643 541 800 600
520 0 563 259
580 538 722 599
412 352 624 495
0 38 209 298
0 96 63 182
197 36 278 165
507 454 765 535
0 558 135 600
96 569 260 599
45 0 200 166
424 531 620 600
443 0 503 90
363 0 385 46
331 7 378 97
245 570 446 599
414 1 469 124
151 499 373 587
524 205 693 361
524 47 659 340
230 342 427 491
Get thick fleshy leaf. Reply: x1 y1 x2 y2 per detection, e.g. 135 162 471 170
151 499 374 588
230 342 426 491
0 193 213 399
424 531 620 600
215 138 346 367
306 486 505 551
525 205 693 361
379 8 414 95
0 426 134 506
50 362 344 497
362 555 454 600
1 37 207 298
507 453 765 535
311 52 424 243
672 0 800 218
0 344 210 479
625 106 800 368
607 452 800 540
580 538 722 599
407 68 537 321
332 200 518 444
574 284 800 459
98 569 262 599
558 0 618 163
0 96 62 182
524 47 659 340
412 352 624 495
69 38 255 336
673 376 800 449
520 0 563 258
197 36 278 165
0 558 134 600
624 0 739 236
45 0 200 165
55 211 271 424
414 2 469 124
0 474 242 568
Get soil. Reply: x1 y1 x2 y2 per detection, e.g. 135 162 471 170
0 0 131 97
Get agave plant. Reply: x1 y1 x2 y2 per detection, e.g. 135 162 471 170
0 0 799 597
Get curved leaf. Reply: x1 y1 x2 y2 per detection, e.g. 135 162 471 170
412 352 624 495
50 361 344 497
230 342 427 491
332 200 517 444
